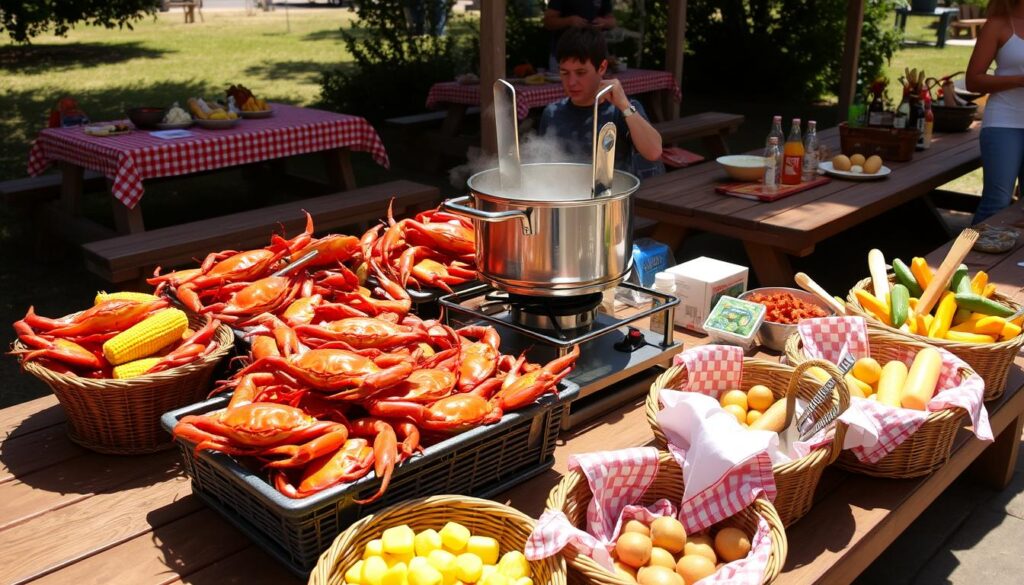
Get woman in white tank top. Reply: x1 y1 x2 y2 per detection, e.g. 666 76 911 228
967 0 1024 222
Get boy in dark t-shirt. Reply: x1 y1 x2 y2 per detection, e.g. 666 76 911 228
537 27 664 179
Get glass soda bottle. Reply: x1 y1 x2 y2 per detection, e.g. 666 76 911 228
765 115 784 150
802 120 819 182
763 137 781 194
921 89 934 150
781 118 804 185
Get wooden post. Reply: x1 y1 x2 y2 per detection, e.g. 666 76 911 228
664 0 687 121
838 0 866 121
480 0 506 155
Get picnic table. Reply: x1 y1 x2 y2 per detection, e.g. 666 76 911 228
426 68 682 129
26 104 390 239
637 125 981 287
3 210 1023 584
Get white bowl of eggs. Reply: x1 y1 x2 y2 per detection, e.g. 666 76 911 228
819 153 891 180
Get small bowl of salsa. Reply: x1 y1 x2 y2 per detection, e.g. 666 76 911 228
739 287 834 351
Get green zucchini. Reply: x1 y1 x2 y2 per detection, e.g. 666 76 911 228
890 284 910 328
956 269 974 295
949 264 969 293
953 307 973 325
954 292 1015 317
892 258 923 298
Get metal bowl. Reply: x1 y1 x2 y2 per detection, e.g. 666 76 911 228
739 287 835 351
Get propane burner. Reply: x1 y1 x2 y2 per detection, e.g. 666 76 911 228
506 292 603 334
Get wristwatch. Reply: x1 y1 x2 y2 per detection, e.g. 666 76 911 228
621 104 637 118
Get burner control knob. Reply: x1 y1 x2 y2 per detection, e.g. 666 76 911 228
614 327 646 352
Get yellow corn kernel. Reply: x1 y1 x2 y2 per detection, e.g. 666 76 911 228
466 536 500 565
427 549 458 585
513 578 534 585
102 308 188 365
408 562 444 585
381 562 408 585
496 551 529 580
112 357 162 379
439 522 471 553
480 565 498 580
455 553 484 583
345 559 365 584
415 529 443 557
382 525 416 556
383 551 414 567
94 288 161 305
364 539 384 559
362 555 389 585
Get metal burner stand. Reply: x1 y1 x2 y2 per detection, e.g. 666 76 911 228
439 282 684 429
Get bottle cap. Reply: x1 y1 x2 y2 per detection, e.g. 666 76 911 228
808 120 816 127
654 272 676 291
792 118 801 124
773 115 782 122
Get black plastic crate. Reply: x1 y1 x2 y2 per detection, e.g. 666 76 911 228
161 380 577 576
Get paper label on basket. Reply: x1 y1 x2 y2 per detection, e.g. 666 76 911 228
670 345 744 396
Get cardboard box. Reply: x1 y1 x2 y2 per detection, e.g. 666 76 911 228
666 257 749 332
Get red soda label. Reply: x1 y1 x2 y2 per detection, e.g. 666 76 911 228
782 155 802 184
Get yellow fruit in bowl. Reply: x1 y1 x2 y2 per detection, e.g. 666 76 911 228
227 111 238 120
852 357 882 385
850 153 866 167
832 154 851 171
746 384 774 411
714 527 751 562
719 389 748 411
683 536 717 564
723 404 747 425
623 519 650 536
650 516 687 554
675 555 716 585
745 409 763 425
616 531 653 569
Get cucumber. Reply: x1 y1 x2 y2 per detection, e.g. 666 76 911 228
890 284 910 327
892 258 923 298
949 264 969 293
956 269 974 295
954 292 1015 317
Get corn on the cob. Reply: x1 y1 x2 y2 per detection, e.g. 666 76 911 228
112 357 162 379
102 308 189 365
94 291 161 305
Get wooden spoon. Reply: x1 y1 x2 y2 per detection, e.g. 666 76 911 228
795 272 847 316
915 228 980 317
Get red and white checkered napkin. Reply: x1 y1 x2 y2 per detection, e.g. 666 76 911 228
656 390 777 510
671 344 745 396
799 316 992 463
525 445 774 584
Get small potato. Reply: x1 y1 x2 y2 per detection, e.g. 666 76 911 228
863 155 883 174
850 164 864 173
832 154 851 171
850 153 866 167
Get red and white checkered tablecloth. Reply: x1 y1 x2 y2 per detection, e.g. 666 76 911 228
26 104 389 209
426 68 682 120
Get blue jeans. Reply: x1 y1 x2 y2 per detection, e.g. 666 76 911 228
976 126 1024 223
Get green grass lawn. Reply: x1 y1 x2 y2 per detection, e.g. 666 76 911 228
0 9 358 180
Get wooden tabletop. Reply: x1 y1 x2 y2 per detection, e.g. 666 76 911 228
637 126 982 285
3 205 1024 585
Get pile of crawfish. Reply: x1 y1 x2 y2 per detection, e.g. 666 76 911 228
173 314 579 502
148 203 476 328
11 297 222 379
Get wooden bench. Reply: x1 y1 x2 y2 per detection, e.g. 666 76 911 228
81 179 439 284
0 171 106 208
653 111 745 158
951 4 986 39
167 1 202 23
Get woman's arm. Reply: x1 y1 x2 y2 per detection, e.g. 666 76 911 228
966 18 1024 93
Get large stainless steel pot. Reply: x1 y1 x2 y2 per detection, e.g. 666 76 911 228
441 162 639 297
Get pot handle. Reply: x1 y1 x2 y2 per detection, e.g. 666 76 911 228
440 196 534 235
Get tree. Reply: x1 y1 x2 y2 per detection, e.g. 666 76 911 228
0 0 158 43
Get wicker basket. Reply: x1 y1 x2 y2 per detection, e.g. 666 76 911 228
546 450 786 585
848 275 1023 401
646 358 849 527
838 122 918 162
785 331 971 478
14 313 233 455
308 495 566 585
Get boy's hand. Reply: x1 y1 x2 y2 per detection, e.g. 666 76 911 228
592 16 615 29
565 15 589 27
598 79 631 111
